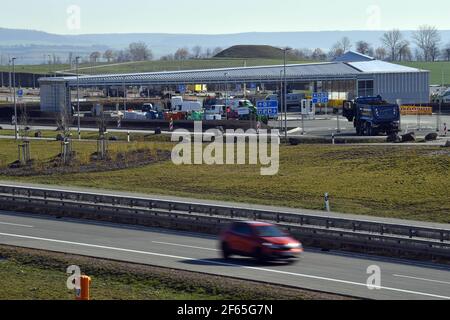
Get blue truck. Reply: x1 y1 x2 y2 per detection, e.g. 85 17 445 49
342 96 400 136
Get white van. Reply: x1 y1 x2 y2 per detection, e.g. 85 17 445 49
171 96 203 112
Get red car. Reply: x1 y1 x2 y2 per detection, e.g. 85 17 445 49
220 221 303 262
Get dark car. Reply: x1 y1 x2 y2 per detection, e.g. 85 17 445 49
220 221 303 262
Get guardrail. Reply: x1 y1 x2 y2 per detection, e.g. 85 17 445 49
0 184 449 261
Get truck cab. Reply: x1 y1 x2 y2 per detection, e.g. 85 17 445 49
343 96 400 136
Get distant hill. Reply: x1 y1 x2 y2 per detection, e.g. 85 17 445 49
2 27 450 64
215 45 286 59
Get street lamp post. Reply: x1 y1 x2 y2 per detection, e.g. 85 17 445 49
75 56 81 140
12 57 17 140
437 70 443 133
224 72 229 110
283 47 292 143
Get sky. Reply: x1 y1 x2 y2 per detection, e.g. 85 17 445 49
1 0 450 34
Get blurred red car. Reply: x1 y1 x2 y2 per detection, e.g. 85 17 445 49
220 221 303 262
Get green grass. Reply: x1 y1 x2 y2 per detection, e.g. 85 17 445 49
1 246 334 300
0 139 449 223
399 61 450 85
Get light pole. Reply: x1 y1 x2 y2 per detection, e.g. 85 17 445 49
282 47 292 143
75 56 81 140
224 72 229 108
437 70 443 133
11 57 17 140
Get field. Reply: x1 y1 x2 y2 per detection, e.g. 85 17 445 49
400 61 450 85
0 138 449 223
0 245 338 300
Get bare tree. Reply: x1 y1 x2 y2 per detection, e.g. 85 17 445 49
413 25 441 62
116 50 132 62
56 104 73 164
291 48 312 60
443 43 450 61
398 41 412 61
211 47 223 57
90 51 101 63
381 29 403 61
311 48 326 61
192 46 203 59
374 47 387 60
174 48 190 61
205 48 213 58
16 103 32 165
355 41 371 55
160 54 175 61
129 42 153 61
103 50 115 63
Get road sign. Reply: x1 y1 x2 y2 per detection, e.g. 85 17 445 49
17 89 23 97
249 83 257 89
256 100 278 117
235 84 242 91
321 92 329 103
178 85 186 93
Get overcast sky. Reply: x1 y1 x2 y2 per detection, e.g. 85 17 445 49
1 0 450 34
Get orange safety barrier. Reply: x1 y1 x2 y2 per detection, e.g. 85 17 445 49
400 106 433 116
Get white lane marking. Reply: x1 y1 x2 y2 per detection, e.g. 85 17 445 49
393 274 450 285
152 241 219 252
0 221 33 228
0 232 449 299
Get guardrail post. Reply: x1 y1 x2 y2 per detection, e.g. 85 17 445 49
169 204 173 212
230 210 234 218
43 191 47 199
353 222 357 232
276 214 280 223
149 202 154 210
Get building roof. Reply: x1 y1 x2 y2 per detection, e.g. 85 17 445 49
347 60 424 73
333 51 375 62
38 58 428 87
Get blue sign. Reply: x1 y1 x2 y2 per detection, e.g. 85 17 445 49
249 83 257 89
312 92 329 104
257 100 279 117
17 89 23 97
235 84 242 91
178 85 186 93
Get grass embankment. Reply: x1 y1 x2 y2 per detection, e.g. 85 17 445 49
0 139 449 223
0 245 343 300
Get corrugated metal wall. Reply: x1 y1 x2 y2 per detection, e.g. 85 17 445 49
40 81 70 113
371 72 430 104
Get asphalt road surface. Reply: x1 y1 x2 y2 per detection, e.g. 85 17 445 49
0 211 449 300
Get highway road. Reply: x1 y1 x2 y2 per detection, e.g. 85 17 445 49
0 210 449 300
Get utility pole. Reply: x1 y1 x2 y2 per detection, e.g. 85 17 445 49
12 57 17 140
76 56 81 140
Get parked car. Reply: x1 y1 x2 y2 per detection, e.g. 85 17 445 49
220 221 303 263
